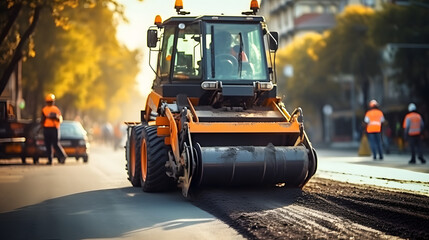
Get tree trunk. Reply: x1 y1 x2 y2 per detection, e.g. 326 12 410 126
0 5 41 95
0 3 22 46
31 80 44 122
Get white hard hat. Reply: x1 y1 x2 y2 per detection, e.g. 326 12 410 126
369 99 378 108
408 103 416 112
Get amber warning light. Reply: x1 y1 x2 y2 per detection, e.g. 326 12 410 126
175 0 183 10
154 15 162 26
250 0 259 11
175 0 190 15
243 0 259 15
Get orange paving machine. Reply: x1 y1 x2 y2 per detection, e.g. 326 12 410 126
125 0 317 197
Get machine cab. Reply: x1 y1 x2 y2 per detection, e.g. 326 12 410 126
155 18 269 83
147 12 278 101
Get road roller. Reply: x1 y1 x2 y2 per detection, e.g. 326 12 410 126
125 0 317 197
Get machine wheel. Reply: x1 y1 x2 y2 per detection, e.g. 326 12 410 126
140 126 175 192
127 125 143 187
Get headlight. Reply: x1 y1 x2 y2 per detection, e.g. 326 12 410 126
60 140 72 146
201 81 220 90
255 81 273 91
78 140 87 146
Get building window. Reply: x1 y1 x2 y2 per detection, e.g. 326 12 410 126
362 0 375 7
314 5 324 13
295 5 311 17
328 5 338 14
282 10 288 26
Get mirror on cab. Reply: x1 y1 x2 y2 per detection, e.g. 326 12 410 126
269 31 278 51
147 29 158 48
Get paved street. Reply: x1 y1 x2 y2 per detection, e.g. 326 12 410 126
0 143 427 240
0 144 243 240
315 145 429 196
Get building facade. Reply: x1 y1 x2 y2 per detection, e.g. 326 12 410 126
260 0 411 145
260 0 388 48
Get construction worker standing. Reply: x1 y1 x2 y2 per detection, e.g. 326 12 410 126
364 100 385 160
41 93 67 165
403 103 426 164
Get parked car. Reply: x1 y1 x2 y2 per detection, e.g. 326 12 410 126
23 120 90 164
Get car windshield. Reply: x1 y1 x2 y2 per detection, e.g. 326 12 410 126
60 122 86 138
205 23 268 81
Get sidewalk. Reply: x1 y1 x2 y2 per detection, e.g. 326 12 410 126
314 139 429 172
313 145 429 196
315 146 429 174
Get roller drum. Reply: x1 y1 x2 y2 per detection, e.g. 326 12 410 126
195 145 309 187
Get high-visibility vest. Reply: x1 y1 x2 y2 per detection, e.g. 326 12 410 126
403 112 423 136
231 49 248 62
364 108 384 133
42 105 62 128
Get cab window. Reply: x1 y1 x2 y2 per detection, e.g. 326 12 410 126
205 23 268 81
173 23 202 80
159 27 175 79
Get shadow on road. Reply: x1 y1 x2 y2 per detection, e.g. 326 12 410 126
0 186 217 239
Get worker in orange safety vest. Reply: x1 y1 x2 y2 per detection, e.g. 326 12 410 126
403 103 426 164
41 93 67 165
364 100 385 160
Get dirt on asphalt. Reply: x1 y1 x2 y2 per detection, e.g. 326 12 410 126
191 177 429 240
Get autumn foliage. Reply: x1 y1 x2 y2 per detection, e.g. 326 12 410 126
1 0 143 123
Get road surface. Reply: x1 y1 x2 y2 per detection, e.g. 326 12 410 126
190 148 429 239
0 144 243 240
0 144 428 239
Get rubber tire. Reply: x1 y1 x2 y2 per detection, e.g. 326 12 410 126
126 125 143 187
140 126 175 192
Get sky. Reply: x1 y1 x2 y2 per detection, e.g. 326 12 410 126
116 0 255 96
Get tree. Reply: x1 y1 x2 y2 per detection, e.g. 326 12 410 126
21 1 141 123
0 1 40 95
317 5 380 110
1 0 142 123
276 33 340 140
0 0 126 96
370 3 429 105
22 6 103 119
